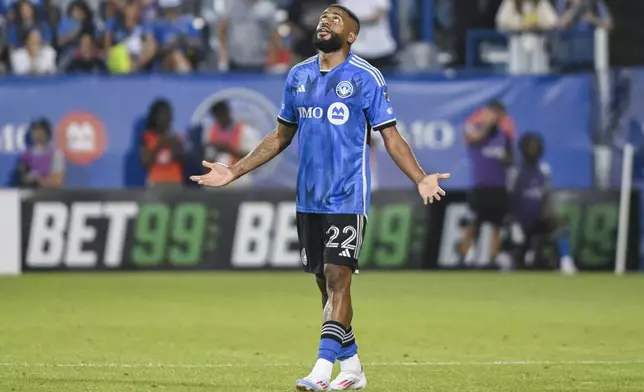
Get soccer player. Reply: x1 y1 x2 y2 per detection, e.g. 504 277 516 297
190 5 449 390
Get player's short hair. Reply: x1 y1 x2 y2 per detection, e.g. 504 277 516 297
328 4 361 35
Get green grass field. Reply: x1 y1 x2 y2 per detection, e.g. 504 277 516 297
1 272 644 391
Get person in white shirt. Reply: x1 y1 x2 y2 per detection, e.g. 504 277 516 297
339 0 397 70
496 0 558 74
10 28 57 75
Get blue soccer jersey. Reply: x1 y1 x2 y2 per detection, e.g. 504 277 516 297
277 53 396 216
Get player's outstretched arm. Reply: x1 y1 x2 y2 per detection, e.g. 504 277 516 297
381 126 450 205
231 122 297 178
190 122 297 187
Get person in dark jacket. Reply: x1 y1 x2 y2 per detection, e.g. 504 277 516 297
65 33 107 73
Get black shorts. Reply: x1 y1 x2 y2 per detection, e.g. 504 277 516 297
296 213 367 275
467 187 509 226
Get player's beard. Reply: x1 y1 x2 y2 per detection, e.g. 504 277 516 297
313 31 344 53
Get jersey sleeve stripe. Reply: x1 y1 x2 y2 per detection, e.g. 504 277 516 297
361 124 368 216
349 60 383 87
372 119 397 131
353 55 387 85
277 115 297 125
352 55 386 86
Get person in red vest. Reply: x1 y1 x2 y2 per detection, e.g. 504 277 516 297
140 99 185 190
205 100 260 188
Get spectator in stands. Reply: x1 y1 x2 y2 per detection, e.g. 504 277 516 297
10 28 56 74
57 0 95 63
459 100 515 266
99 0 120 23
217 0 281 72
142 0 202 73
140 99 185 189
53 0 101 18
104 0 144 73
202 99 260 188
7 0 52 50
18 118 65 188
558 0 612 31
339 0 397 70
555 0 612 72
65 32 106 73
496 0 558 75
0 1 9 18
3 0 47 20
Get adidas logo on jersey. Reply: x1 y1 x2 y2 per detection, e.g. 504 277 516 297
297 85 306 93
339 249 352 258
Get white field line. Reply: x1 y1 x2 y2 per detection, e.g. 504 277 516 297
0 360 643 369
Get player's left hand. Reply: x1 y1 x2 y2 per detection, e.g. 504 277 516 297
417 173 450 205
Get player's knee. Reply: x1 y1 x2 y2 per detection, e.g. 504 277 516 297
323 264 351 296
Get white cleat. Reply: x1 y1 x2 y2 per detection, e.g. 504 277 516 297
329 371 367 390
295 376 329 391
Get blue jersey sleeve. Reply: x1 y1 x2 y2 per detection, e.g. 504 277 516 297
277 69 298 126
362 73 396 131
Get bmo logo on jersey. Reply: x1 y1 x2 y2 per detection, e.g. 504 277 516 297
297 107 324 119
327 102 350 125
297 103 350 126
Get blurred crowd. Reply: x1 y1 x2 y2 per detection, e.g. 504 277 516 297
0 0 613 76
0 0 401 76
494 0 612 74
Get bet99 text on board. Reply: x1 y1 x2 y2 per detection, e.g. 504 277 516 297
19 189 639 271
20 190 429 271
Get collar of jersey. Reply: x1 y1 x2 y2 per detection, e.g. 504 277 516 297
316 51 354 76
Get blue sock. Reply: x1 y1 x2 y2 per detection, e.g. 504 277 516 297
318 321 344 363
555 234 571 258
338 326 358 360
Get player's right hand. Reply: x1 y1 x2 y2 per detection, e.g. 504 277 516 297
190 161 235 187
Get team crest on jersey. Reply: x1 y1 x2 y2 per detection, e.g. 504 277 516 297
336 81 354 99
301 249 308 266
